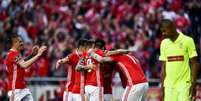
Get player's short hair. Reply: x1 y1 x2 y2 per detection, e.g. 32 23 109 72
8 34 21 46
77 38 88 48
95 39 106 49
160 19 176 29
86 39 95 47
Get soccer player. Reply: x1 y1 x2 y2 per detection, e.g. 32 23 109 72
159 19 198 101
56 39 88 101
5 35 47 101
89 52 148 101
83 39 106 101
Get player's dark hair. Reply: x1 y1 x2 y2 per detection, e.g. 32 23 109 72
95 39 106 49
77 38 88 48
160 19 176 29
86 39 95 47
8 34 20 46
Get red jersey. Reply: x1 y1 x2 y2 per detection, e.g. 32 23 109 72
65 51 79 92
71 50 85 100
5 50 26 90
109 54 147 85
71 50 83 94
85 49 105 87
102 63 115 94
72 71 86 95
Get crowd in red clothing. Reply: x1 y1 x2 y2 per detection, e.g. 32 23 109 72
0 0 201 100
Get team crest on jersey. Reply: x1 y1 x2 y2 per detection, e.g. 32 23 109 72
179 43 183 48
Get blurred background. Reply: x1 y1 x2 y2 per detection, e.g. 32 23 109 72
0 0 200 100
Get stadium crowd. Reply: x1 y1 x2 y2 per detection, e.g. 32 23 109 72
0 0 200 100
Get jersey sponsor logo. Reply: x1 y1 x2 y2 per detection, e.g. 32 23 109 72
167 56 184 62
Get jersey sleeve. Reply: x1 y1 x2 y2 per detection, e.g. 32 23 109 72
159 40 167 61
187 38 197 58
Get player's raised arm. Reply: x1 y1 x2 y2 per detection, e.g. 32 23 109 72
18 46 47 68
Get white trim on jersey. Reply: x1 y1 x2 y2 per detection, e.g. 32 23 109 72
10 64 17 101
96 64 103 101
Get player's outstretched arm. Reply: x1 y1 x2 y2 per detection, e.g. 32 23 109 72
18 46 47 68
56 56 69 69
90 52 113 63
105 49 130 56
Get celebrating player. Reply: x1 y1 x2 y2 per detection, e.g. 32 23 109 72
56 39 88 101
89 50 148 101
5 35 47 101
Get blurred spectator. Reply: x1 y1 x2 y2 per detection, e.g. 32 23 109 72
0 79 8 101
175 9 190 32
162 3 176 20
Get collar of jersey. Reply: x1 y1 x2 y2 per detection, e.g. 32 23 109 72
174 32 183 43
10 49 18 52
168 31 183 43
